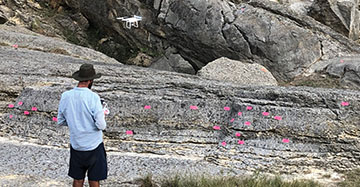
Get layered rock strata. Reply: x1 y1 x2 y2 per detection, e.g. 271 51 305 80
1 45 360 181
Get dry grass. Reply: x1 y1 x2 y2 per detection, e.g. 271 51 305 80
139 174 322 187
337 168 360 187
49 48 70 55
0 42 9 46
281 73 344 89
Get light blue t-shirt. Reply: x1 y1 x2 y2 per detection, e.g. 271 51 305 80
57 87 106 151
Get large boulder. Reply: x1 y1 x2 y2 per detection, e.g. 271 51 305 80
308 0 360 40
197 57 278 86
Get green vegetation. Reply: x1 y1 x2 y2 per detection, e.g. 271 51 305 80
337 168 360 187
30 18 44 34
139 47 163 58
62 27 82 46
139 174 322 187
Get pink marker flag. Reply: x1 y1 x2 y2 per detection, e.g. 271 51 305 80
190 105 198 110
244 121 251 126
238 140 245 145
235 132 241 137
31 107 38 111
224 107 230 111
13 44 18 49
213 126 221 130
52 117 58 122
221 141 227 146
230 118 235 122
274 116 282 121
17 101 23 106
144 105 151 109
9 115 13 119
238 112 242 116
282 138 290 143
341 101 349 106
8 104 14 108
262 112 269 116
246 106 253 110
24 111 30 115
340 59 344 63
126 130 133 135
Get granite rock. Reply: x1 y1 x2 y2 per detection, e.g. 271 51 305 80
197 57 278 86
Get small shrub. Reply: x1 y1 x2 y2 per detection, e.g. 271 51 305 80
49 48 70 56
138 174 158 187
337 168 360 187
157 174 322 187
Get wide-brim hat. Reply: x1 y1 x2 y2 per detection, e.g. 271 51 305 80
72 64 102 81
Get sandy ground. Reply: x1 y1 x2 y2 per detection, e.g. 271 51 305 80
0 136 244 187
0 135 345 187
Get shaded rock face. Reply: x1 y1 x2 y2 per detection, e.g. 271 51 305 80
325 56 360 89
0 0 135 63
150 54 196 74
0 25 119 64
308 0 360 40
59 0 360 82
1 38 360 181
303 54 360 90
198 57 278 86
150 48 196 74
0 10 7 24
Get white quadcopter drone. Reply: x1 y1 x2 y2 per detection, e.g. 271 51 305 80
116 15 142 29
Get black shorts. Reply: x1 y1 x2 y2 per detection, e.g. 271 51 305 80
68 142 108 181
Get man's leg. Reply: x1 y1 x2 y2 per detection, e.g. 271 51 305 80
89 180 100 187
73 179 84 187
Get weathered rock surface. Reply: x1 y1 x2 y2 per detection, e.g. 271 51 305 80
281 0 313 15
325 56 360 88
0 137 237 186
2 0 360 82
150 48 196 74
197 57 278 86
1 43 360 186
309 0 360 40
0 0 136 63
302 55 360 90
0 25 119 64
59 0 360 82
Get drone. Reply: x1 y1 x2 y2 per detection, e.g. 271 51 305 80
116 15 142 29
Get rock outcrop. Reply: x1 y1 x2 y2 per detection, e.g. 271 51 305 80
58 0 360 82
2 0 360 82
1 30 360 186
309 0 360 40
0 0 136 63
325 56 360 88
150 48 196 74
198 57 278 86
0 25 119 64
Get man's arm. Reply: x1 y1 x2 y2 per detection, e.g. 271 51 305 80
94 96 106 130
57 94 68 126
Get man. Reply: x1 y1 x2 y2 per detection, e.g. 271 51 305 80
57 63 107 187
